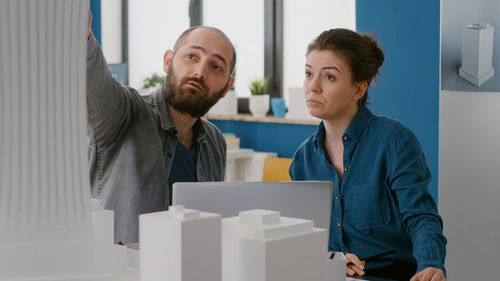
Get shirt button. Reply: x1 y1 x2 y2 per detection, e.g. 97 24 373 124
167 152 172 157
335 196 339 200
337 223 341 228
343 136 348 141
344 167 348 172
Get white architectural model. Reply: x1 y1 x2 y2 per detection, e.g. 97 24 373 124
222 209 328 281
0 1 130 279
459 23 495 86
328 252 347 281
139 205 222 281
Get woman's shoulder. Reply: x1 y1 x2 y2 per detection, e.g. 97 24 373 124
368 114 415 137
295 130 319 152
366 115 421 150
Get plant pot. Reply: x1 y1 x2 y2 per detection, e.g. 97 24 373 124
249 94 270 118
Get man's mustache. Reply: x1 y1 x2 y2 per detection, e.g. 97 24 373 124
181 77 208 93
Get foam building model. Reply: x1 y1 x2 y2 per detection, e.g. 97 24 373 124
0 1 136 279
139 205 222 281
221 209 328 281
459 23 495 86
328 252 347 281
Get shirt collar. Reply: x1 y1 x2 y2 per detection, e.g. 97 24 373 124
313 105 374 150
344 105 374 143
153 86 207 142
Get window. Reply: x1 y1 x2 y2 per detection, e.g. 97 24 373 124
203 0 265 97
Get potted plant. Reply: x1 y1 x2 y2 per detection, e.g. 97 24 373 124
249 77 270 118
139 73 165 95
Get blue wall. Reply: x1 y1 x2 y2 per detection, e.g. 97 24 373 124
210 120 317 158
90 0 101 45
356 0 440 201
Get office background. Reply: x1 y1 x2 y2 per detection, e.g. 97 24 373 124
90 1 500 280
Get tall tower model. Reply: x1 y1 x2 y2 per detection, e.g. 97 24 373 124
0 1 127 279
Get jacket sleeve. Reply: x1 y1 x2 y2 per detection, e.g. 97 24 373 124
388 127 447 275
87 33 143 148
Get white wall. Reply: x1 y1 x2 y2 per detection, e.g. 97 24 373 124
128 0 190 89
203 0 265 97
439 90 500 280
283 0 355 101
101 0 122 63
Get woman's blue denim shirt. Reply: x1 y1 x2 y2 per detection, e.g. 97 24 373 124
289 106 447 274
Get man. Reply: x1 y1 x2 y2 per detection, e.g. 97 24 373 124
87 12 235 243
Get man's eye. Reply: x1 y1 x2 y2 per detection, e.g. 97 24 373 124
212 64 222 71
187 54 195 59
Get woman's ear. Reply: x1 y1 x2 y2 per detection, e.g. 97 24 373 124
353 81 368 101
163 50 174 73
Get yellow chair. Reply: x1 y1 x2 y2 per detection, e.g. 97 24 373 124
262 157 293 181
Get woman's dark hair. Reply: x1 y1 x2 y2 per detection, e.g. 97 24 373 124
306 28 384 108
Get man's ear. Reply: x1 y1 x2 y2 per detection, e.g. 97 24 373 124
353 81 368 101
220 76 235 99
163 50 174 73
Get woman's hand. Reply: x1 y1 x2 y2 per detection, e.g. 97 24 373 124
345 252 366 276
410 267 447 281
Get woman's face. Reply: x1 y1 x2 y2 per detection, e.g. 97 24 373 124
303 49 364 121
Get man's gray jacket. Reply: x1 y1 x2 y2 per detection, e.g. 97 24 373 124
87 34 226 243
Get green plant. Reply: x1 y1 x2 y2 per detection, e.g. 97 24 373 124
249 77 269 95
142 73 165 89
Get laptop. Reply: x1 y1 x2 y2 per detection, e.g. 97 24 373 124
172 181 333 234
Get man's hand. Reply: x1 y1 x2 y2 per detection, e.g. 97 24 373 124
410 267 447 281
87 10 92 40
345 253 366 276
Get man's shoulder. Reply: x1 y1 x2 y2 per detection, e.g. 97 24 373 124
200 118 224 138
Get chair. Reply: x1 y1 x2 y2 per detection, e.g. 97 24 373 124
262 157 293 181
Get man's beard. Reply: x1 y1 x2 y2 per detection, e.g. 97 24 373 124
163 66 228 118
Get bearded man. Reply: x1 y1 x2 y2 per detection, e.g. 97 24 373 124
87 13 235 243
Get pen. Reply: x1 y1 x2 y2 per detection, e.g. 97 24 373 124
346 249 396 266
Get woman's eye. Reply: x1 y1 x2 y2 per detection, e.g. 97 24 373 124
305 72 312 78
326 74 336 81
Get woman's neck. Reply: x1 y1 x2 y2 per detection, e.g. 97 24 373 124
323 106 359 141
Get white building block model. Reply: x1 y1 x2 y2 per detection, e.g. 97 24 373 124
139 205 222 281
0 1 131 279
222 209 327 281
90 199 128 273
327 252 346 281
459 23 495 86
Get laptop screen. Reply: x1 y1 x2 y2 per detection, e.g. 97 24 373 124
173 181 333 244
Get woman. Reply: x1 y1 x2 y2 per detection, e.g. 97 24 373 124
289 29 447 281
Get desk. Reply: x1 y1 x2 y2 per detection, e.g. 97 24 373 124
348 275 396 281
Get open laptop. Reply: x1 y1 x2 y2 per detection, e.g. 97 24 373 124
172 181 333 235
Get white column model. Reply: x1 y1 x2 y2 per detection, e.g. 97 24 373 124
0 1 129 279
140 205 222 281
459 23 495 86
222 209 328 281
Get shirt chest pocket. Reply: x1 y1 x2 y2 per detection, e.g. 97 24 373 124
345 181 391 230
